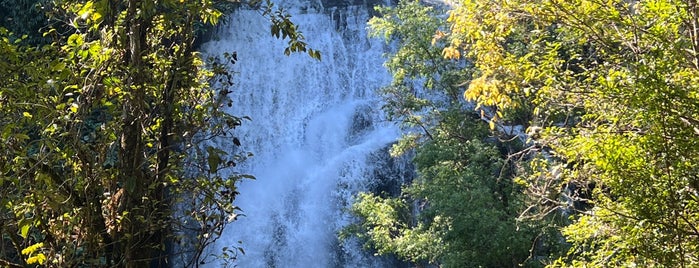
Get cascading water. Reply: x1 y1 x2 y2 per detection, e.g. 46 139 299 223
202 2 410 267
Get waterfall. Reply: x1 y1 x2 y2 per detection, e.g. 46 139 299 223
202 3 407 267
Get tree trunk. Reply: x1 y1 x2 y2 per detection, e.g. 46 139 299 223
121 0 149 266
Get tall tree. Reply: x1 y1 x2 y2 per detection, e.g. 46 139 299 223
443 0 699 266
0 0 318 266
344 2 539 267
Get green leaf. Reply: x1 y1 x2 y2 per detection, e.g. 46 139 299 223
67 33 84 47
20 223 30 239
207 146 222 173
1 124 12 139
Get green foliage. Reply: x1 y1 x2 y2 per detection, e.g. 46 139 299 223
0 0 318 266
443 0 699 266
261 0 321 59
346 192 445 263
345 2 543 267
412 111 534 267
369 0 463 96
368 0 471 155
0 0 51 45
347 110 536 267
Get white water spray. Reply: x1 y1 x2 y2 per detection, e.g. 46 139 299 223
202 4 406 267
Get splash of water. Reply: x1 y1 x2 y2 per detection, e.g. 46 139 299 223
202 4 407 267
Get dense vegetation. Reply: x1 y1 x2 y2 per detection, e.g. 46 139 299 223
0 0 316 266
3 0 698 267
347 0 699 267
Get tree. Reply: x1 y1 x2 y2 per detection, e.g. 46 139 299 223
443 0 699 266
348 110 536 267
0 0 318 266
345 2 539 267
0 0 243 265
0 28 62 267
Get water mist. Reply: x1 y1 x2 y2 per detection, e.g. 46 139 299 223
202 3 407 267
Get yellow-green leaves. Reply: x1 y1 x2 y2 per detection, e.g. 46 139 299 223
19 222 31 239
67 33 84 47
442 0 699 265
202 8 223 25
441 46 460 59
0 0 258 265
74 1 103 31
441 0 541 128
22 242 46 265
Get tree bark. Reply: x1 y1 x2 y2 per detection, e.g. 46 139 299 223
121 0 149 266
